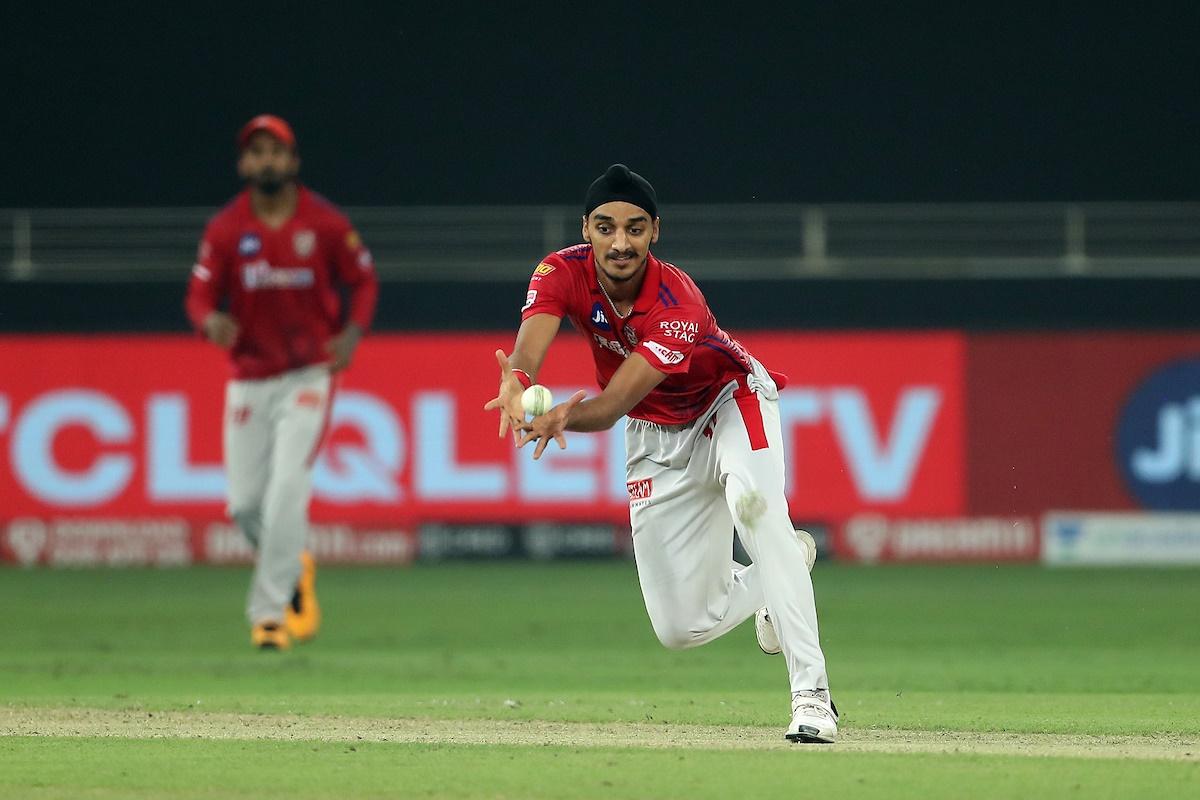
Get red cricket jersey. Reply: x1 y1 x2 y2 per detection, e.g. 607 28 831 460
184 186 379 380
521 244 763 425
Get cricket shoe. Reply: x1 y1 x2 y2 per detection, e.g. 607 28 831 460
755 529 818 655
285 550 321 643
251 621 291 651
786 689 838 744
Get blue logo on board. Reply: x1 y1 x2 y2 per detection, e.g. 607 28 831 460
1053 519 1082 548
1115 358 1200 510
238 233 262 256
590 302 611 332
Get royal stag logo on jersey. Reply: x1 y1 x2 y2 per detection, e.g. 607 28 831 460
658 319 699 343
292 229 316 258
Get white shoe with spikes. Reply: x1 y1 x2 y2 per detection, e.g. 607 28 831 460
786 689 838 744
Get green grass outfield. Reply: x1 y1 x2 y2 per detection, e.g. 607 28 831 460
1 562 1197 798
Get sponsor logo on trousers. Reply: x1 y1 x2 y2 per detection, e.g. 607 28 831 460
626 479 653 501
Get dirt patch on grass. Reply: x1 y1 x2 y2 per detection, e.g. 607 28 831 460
2 706 1196 761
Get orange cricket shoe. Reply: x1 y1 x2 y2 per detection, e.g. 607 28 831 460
285 550 321 643
251 621 291 651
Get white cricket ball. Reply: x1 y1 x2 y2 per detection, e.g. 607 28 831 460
521 385 554 417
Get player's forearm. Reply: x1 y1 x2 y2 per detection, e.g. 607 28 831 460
564 396 625 432
507 350 544 380
509 314 561 379
562 353 663 432
184 283 218 333
346 276 378 331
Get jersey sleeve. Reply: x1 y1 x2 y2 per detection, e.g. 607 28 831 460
329 216 379 331
520 255 573 321
184 217 231 333
633 301 706 375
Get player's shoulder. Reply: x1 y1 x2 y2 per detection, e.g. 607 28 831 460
556 243 592 262
532 243 591 277
543 243 592 268
206 192 248 230
655 256 706 308
200 194 249 251
300 187 354 230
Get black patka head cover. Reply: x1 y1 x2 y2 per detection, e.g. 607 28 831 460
584 164 658 219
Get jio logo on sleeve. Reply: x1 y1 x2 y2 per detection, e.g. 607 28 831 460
1115 357 1200 510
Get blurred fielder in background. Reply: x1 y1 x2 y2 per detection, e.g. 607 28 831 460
487 164 838 743
185 115 378 650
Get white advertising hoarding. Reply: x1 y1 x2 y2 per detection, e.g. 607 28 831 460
1042 512 1200 566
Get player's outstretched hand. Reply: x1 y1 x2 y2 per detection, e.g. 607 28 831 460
326 323 363 373
202 311 239 349
483 350 526 443
516 390 587 460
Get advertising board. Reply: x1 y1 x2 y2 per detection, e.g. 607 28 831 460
0 333 964 563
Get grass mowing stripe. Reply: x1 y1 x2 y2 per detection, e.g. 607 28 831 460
7 738 1200 800
3 707 1198 760
3 737 1199 800
4 692 1199 737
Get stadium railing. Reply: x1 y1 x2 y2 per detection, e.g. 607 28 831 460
3 203 1199 282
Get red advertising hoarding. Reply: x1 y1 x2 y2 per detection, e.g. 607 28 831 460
7 330 1200 565
967 333 1200 517
0 332 966 563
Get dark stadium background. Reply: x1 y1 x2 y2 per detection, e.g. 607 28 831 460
3 5 1197 209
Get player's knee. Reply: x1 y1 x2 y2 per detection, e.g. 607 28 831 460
230 507 263 546
651 619 701 651
733 489 771 531
269 472 312 501
230 506 259 525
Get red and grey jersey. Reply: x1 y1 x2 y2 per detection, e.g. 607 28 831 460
185 186 378 380
522 244 760 425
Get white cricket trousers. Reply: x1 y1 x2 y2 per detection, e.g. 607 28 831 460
224 365 332 625
625 359 829 694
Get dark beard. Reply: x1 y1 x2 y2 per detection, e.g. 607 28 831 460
254 176 287 195
249 168 293 195
601 256 646 283
604 268 636 283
